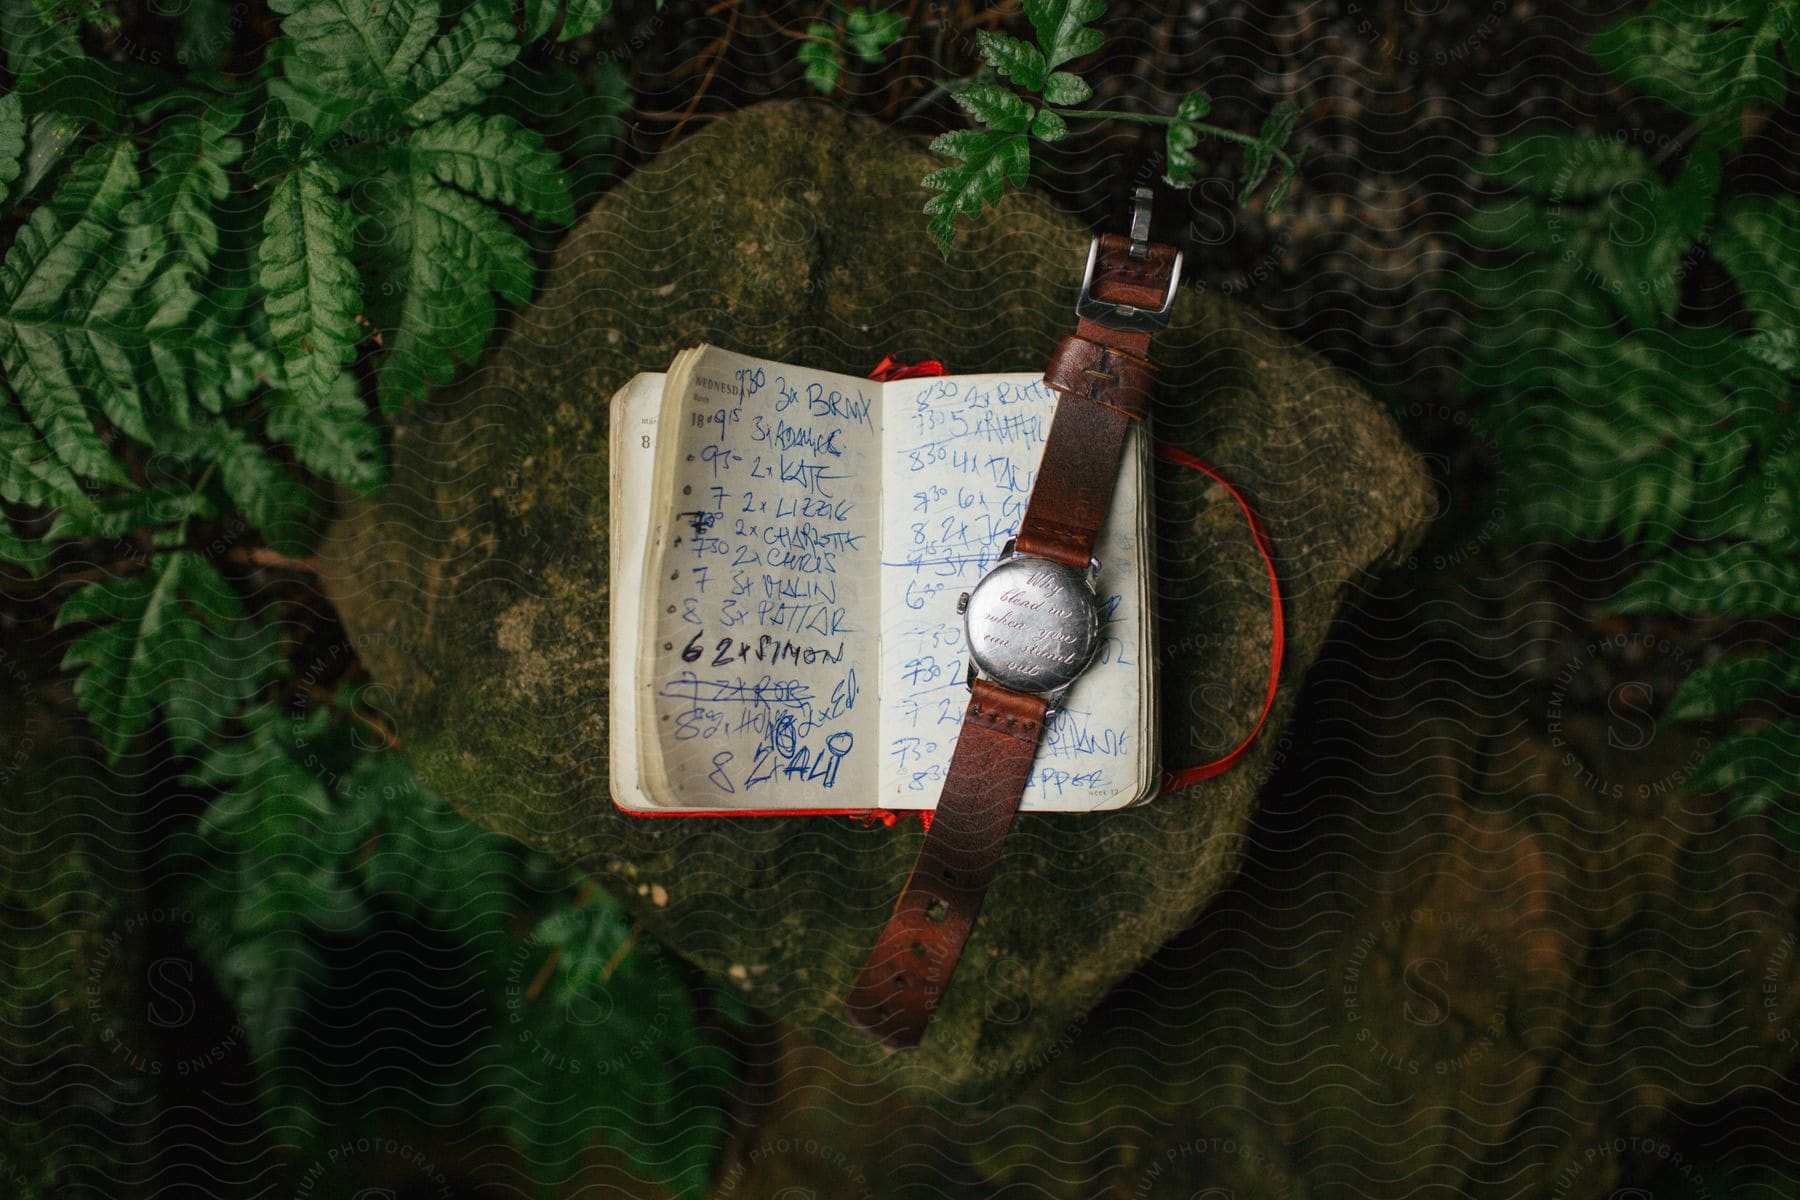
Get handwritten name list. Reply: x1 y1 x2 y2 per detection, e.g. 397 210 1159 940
638 348 1152 812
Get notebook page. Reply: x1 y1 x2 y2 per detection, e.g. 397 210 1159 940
637 346 882 808
876 373 1155 812
608 372 665 810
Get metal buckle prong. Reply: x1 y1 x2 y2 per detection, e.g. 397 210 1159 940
1127 186 1153 259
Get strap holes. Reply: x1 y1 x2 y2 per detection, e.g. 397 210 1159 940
943 868 958 884
892 973 909 990
925 899 948 922
910 940 928 958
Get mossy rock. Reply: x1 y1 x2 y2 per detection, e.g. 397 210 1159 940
715 582 1800 1199
317 98 1432 1102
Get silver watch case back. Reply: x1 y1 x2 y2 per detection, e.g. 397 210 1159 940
959 542 1102 697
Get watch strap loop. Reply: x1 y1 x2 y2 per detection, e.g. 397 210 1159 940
1042 334 1159 418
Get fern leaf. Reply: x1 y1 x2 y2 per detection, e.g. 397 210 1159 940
1609 542 1800 617
921 128 1030 255
142 104 245 280
846 8 905 63
0 380 88 508
271 0 517 127
44 483 215 544
269 0 436 116
215 426 318 554
265 369 386 488
1475 133 1652 198
1484 326 1755 548
179 711 347 1057
796 22 842 93
10 135 201 448
410 113 574 225
974 30 1048 92
358 157 535 408
1238 101 1298 205
949 82 1035 133
8 109 76 209
1713 194 1800 341
0 90 22 205
1 0 83 76
522 0 558 39
56 551 284 761
0 510 47 573
1023 0 1104 69
488 58 630 212
1689 721 1800 828
259 157 363 408
1665 645 1800 724
403 0 517 124
558 0 614 41
1591 2 1794 118
1164 120 1200 187
0 139 159 482
1746 326 1800 374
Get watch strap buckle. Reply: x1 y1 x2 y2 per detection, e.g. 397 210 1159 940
1075 188 1182 333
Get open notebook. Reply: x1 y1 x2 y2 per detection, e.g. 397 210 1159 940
608 345 1160 814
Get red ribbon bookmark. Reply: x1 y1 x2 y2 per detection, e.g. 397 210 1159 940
1151 443 1285 792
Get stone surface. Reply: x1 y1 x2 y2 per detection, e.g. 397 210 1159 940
317 98 1433 1101
714 573 1800 1198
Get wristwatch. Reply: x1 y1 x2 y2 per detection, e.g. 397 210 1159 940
844 189 1182 1048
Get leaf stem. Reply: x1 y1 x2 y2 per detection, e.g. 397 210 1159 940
178 460 219 545
1648 115 1709 169
1056 107 1298 173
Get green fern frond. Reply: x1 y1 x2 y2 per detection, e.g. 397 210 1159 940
56 551 287 761
0 378 88 510
1024 0 1104 70
0 0 82 77
357 157 537 408
1478 326 1763 548
921 129 1030 256
1608 542 1800 617
1665 645 1800 724
142 103 245 283
404 0 518 124
1474 133 1652 198
1691 720 1800 827
0 90 23 206
410 112 575 226
44 483 214 543
271 0 517 129
0 510 47 572
259 156 363 408
213 426 318 553
1713 193 1800 342
265 368 386 489
1591 0 1797 118
0 140 151 482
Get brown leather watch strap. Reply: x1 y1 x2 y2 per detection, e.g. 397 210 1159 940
845 197 1179 1050
1015 236 1175 567
843 681 1048 1048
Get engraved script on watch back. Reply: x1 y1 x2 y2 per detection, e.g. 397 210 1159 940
961 555 1102 694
